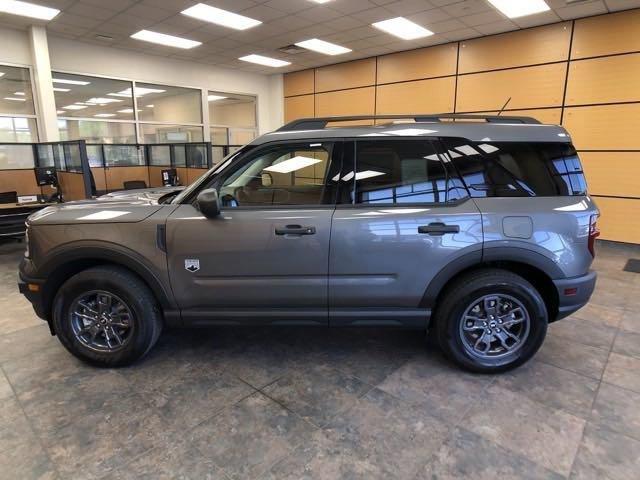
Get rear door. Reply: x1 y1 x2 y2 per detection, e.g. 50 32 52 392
166 140 341 325
328 138 483 326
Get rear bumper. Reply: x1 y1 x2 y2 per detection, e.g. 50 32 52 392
552 270 597 321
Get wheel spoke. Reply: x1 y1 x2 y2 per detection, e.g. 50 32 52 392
77 301 98 315
463 315 486 332
109 327 123 345
73 311 97 323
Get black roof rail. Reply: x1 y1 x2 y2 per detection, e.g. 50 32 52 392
276 114 541 132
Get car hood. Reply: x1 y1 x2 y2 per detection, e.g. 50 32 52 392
97 186 184 202
28 197 169 226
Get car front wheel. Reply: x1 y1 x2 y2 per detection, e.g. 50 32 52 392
52 265 162 367
435 269 548 373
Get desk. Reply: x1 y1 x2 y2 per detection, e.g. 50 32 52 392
0 202 54 238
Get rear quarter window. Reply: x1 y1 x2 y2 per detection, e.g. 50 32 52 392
442 138 587 197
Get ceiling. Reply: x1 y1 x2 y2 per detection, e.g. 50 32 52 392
1 0 639 74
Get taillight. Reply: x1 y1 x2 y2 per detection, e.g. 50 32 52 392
588 214 600 257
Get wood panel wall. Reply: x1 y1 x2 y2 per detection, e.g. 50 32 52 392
283 9 640 244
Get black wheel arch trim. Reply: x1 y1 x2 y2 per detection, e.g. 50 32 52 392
421 246 564 309
35 241 176 313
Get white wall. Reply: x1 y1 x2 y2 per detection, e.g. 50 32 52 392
0 24 284 135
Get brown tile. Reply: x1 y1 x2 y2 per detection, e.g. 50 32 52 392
591 382 640 441
189 392 316 480
41 392 171 479
573 302 624 328
612 329 640 359
464 385 586 476
419 427 564 480
603 352 640 393
101 437 226 480
536 334 609 379
549 317 617 350
495 360 598 418
377 351 491 423
571 424 640 480
263 365 370 427
0 440 57 480
146 367 254 430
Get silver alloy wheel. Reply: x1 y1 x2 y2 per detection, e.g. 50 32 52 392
69 290 134 353
459 294 530 360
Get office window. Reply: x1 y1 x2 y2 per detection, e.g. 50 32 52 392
52 72 135 121
0 144 35 169
137 83 202 124
209 92 257 146
58 119 136 143
353 140 468 205
0 65 38 142
139 124 203 143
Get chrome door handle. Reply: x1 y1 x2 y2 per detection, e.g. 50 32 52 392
275 224 316 235
418 223 460 235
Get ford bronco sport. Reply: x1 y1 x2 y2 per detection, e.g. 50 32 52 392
18 114 598 373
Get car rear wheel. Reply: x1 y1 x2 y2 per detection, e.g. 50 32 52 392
52 266 162 367
435 269 547 373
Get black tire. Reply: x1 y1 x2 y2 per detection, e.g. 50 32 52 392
434 268 547 373
52 265 163 367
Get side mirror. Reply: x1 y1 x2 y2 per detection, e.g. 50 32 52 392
196 188 221 218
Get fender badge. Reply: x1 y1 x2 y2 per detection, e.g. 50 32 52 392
185 259 200 272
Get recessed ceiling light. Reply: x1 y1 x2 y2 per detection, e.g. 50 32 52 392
53 78 90 86
295 38 351 55
181 3 261 30
13 92 25 96
208 94 227 102
117 108 142 113
109 87 165 98
487 0 550 18
239 54 291 68
0 72 5 78
146 104 154 108
372 17 434 40
56 110 64 114
63 105 87 110
86 97 122 104
131 30 201 49
0 0 60 20
52 87 70 92
310 0 333 3
4 97 26 102
94 113 116 118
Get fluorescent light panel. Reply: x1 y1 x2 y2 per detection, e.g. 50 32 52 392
264 156 321 174
53 78 90 86
4 97 26 102
239 54 290 67
295 38 351 55
372 17 433 40
94 113 116 117
52 87 70 92
208 95 227 102
86 97 121 104
63 105 87 110
131 30 201 49
0 0 59 20
181 3 261 30
13 92 25 96
109 87 166 98
487 0 550 18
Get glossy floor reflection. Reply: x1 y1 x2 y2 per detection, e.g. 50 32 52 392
1 240 639 479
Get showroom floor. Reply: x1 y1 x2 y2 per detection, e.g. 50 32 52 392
0 241 639 480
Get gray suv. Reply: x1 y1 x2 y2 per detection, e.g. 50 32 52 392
18 114 599 373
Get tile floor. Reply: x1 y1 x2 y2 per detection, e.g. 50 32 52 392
0 240 639 479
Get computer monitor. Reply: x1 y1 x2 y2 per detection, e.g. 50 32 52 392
34 167 57 186
161 168 178 186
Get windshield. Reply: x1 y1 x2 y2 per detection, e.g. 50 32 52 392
171 146 251 204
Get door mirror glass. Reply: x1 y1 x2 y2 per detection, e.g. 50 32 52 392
197 188 221 218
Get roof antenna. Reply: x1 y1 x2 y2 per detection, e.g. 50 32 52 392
497 97 512 116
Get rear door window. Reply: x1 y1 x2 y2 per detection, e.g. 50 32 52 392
442 138 587 197
344 139 468 205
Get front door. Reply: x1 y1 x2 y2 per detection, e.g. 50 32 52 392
167 140 341 326
329 138 483 326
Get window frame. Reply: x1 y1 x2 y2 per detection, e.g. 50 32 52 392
0 62 39 143
335 137 470 208
194 138 343 210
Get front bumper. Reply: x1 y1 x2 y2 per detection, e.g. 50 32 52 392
552 270 597 321
18 258 48 320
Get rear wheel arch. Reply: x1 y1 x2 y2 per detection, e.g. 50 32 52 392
423 252 560 323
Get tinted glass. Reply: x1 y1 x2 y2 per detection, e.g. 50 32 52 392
351 140 467 205
218 142 335 207
443 139 587 197
137 83 202 124
57 119 136 143
104 145 145 167
0 66 36 116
